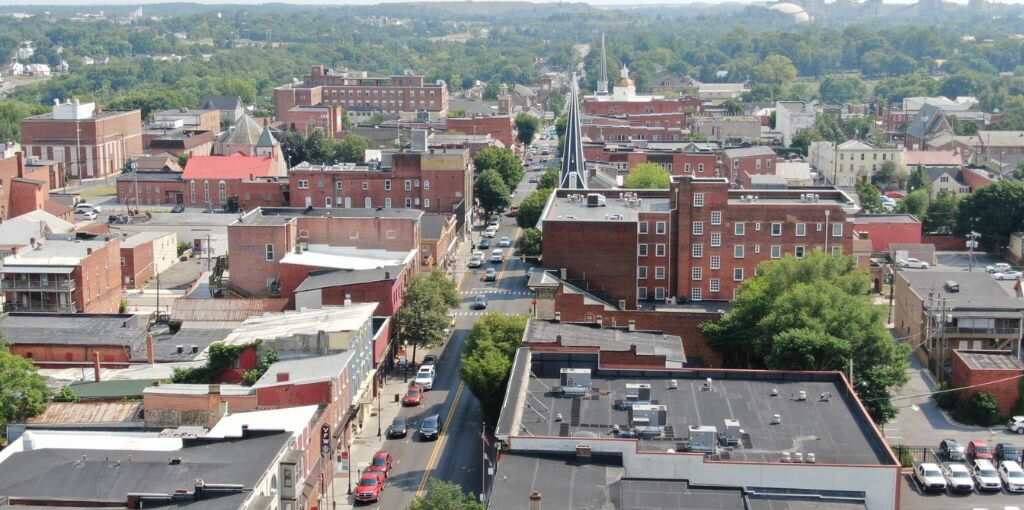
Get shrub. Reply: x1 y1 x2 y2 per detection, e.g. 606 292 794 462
953 392 1001 427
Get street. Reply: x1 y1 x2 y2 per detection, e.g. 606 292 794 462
344 147 547 509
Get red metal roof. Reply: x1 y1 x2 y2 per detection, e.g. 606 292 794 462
182 153 274 180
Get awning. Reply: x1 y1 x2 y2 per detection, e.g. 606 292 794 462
1 265 75 274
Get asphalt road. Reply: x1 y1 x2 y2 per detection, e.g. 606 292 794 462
358 149 547 509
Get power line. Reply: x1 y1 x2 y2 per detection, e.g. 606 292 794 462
874 372 1024 404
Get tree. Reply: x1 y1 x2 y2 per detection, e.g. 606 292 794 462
907 167 928 192
461 312 528 424
177 153 190 169
924 191 958 233
395 271 459 366
1014 162 1024 180
409 480 485 510
624 163 670 189
856 181 884 213
0 100 48 142
0 342 51 433
475 169 511 217
474 147 523 189
538 165 560 190
897 189 929 218
871 161 904 191
515 227 543 257
516 189 550 229
753 54 797 86
819 75 867 104
514 113 539 146
955 180 1024 250
335 134 370 163
701 252 909 423
723 99 744 115
790 128 823 155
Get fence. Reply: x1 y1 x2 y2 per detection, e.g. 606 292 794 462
891 444 939 467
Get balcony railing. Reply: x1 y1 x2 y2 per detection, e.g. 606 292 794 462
1 279 75 291
948 327 1021 337
3 301 77 313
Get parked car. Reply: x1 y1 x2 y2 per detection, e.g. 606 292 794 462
988 263 1013 273
74 202 101 214
996 443 1022 463
490 249 504 263
913 462 947 492
528 176 538 183
506 206 519 217
386 416 408 438
1001 460 1024 492
402 385 423 406
468 255 484 268
944 462 975 493
414 366 435 390
354 471 385 502
484 268 497 282
76 209 98 220
1010 416 1024 434
994 270 1024 281
898 258 930 269
487 218 500 229
940 439 966 461
478 238 492 250
171 203 185 213
472 294 488 310
973 459 1003 491
368 450 393 478
483 226 498 238
969 440 995 461
421 355 438 368
498 236 512 248
419 414 441 440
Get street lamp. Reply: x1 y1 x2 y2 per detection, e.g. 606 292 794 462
376 387 382 438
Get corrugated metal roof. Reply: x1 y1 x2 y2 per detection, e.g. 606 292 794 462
171 297 288 322
27 402 142 424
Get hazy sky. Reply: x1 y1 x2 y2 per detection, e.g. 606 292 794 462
0 0 938 5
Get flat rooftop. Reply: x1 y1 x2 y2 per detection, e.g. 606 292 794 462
955 350 1024 370
2 238 110 267
236 206 423 226
900 271 1022 311
852 214 920 225
525 320 686 367
280 244 414 271
501 350 893 466
120 231 175 248
0 313 147 354
545 193 672 223
727 189 855 207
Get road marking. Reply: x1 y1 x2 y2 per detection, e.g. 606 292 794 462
415 381 466 497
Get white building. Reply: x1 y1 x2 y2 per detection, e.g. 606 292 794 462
775 100 817 147
810 139 902 186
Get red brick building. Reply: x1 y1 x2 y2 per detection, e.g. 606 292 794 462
275 65 449 120
541 177 856 308
227 207 423 299
584 142 723 177
950 350 1024 415
0 152 66 220
1 237 123 313
276 105 345 138
21 100 142 179
0 313 148 368
582 95 700 117
446 116 517 149
851 214 923 252
288 148 472 226
722 146 777 187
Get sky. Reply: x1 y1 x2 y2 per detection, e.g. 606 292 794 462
0 0 990 6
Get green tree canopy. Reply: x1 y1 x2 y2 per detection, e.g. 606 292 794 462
474 146 523 189
0 100 48 142
753 54 797 86
538 165 560 190
856 182 885 213
955 179 1024 249
819 75 867 104
409 480 486 510
336 134 370 163
897 188 929 218
461 313 528 424
396 271 459 364
871 161 904 191
701 252 909 423
0 342 51 433
923 190 958 233
516 189 550 229
515 227 543 257
475 169 511 217
514 113 539 146
624 163 671 189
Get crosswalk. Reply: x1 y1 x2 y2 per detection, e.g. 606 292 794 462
460 288 532 296
449 310 489 317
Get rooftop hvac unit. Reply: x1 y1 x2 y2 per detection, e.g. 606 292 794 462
793 452 804 463
586 193 607 208
687 425 717 454
806 453 816 463
721 419 742 447
796 390 807 401
625 383 652 403
630 404 668 437
560 368 591 396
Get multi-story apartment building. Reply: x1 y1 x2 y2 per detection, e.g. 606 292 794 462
274 65 449 121
809 140 903 186
21 99 142 179
775 100 817 148
583 66 701 118
1 237 122 313
541 176 857 308
447 115 517 149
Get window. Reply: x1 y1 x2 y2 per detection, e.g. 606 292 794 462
710 232 721 247
203 180 210 203
697 163 705 173
795 223 806 237
709 278 721 293
691 267 702 281
684 162 691 173
655 244 666 257
638 287 648 300
710 255 721 270
755 159 762 170
638 266 648 279
831 246 842 256
639 243 648 256
404 197 413 207
638 221 648 234
755 222 761 231
794 245 806 258
692 243 703 258
325 196 333 208
218 181 226 202
424 198 431 208
832 222 844 238
655 221 667 235
816 222 823 232
190 181 196 202
693 193 704 207
735 222 745 236
734 244 745 258
690 287 702 301
317 179 325 189
404 180 412 191
297 179 309 189
384 179 391 191
384 197 392 208
733 267 745 281
771 223 782 236
655 266 666 280
710 211 722 225
754 244 761 254
414 179 420 188
336 181 343 191
362 181 368 191
692 221 704 235
771 245 782 259
655 287 666 300
264 244 274 262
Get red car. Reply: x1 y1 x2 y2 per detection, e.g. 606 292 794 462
354 471 385 503
402 385 423 406
368 450 393 478
969 440 994 460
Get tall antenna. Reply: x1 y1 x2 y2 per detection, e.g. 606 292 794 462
597 33 609 96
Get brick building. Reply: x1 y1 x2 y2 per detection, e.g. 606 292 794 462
275 65 449 121
151 108 221 133
582 119 688 144
1 153 66 220
851 214 923 252
119 231 177 289
0 313 147 367
583 142 722 178
523 318 687 369
288 148 472 229
582 67 700 118
1 237 122 313
143 129 216 158
541 177 857 309
447 115 517 149
722 146 777 187
950 350 1024 415
277 104 345 138
21 99 142 179
227 207 423 299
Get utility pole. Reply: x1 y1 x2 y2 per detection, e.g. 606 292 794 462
481 420 488 503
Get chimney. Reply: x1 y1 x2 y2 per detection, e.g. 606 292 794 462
16 151 24 178
146 334 155 364
86 247 93 255
529 491 542 510
93 352 101 382
208 384 221 395
344 294 352 306
560 268 567 280
555 334 562 345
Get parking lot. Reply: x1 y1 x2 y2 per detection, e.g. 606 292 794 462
902 472 1024 510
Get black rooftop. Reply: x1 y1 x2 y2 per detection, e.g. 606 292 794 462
0 314 148 358
295 265 403 293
